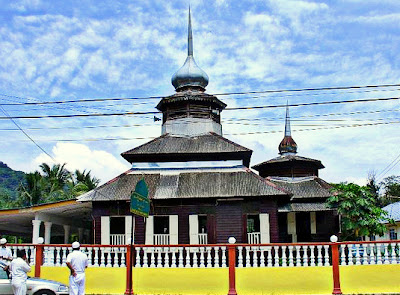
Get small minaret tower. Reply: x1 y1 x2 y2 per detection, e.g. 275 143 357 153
278 103 298 155
156 8 226 137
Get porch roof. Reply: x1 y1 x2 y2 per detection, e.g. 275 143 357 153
267 176 333 200
278 202 333 212
78 166 289 202
0 200 92 235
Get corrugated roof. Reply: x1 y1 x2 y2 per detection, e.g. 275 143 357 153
78 167 289 202
278 202 333 212
252 154 324 170
382 202 400 223
121 132 252 166
267 176 333 200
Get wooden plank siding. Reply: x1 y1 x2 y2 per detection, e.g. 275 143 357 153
92 198 283 244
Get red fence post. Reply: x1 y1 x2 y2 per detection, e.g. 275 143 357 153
125 245 133 295
34 244 43 278
227 240 237 295
331 241 342 295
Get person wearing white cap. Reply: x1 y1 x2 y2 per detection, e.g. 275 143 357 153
66 242 88 295
9 249 31 295
0 238 13 275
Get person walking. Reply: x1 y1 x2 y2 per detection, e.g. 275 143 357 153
9 249 31 295
66 242 88 295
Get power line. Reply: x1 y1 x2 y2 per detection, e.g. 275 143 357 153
6 120 400 142
1 83 399 106
0 105 55 162
1 96 399 120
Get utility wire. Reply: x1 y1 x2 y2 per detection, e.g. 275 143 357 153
6 120 400 142
1 96 399 120
1 83 399 106
0 105 55 162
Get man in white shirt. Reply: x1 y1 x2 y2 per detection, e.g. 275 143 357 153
0 238 13 264
9 249 31 295
66 242 88 295
0 238 13 277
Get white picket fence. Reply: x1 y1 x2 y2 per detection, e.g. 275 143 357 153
7 241 400 269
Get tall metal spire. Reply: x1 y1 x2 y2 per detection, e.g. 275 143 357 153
171 7 209 91
284 101 291 137
188 6 193 56
279 102 297 155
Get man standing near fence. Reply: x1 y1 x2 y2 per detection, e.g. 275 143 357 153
9 249 31 295
66 242 88 295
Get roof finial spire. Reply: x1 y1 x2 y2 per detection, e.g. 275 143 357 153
284 100 291 137
279 101 297 155
188 6 193 56
171 6 209 91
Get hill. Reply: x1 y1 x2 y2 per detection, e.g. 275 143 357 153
0 162 26 199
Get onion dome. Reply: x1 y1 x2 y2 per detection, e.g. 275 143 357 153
279 103 297 155
171 8 209 92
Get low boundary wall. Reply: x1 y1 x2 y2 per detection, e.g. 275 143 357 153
34 265 400 295
17 240 400 295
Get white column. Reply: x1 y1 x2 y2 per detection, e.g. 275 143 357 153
287 212 297 243
260 213 270 243
189 215 199 244
101 216 110 245
44 221 52 244
32 220 42 244
145 216 154 245
125 216 134 244
310 212 317 234
169 215 179 245
63 225 71 244
78 228 84 242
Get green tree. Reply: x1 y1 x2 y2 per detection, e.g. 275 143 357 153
15 163 99 206
70 170 100 197
380 175 400 205
327 182 392 241
17 171 45 206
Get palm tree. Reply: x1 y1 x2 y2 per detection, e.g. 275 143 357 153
40 163 71 192
73 169 100 191
17 171 45 206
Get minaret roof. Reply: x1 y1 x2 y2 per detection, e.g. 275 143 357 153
278 103 297 155
171 7 209 91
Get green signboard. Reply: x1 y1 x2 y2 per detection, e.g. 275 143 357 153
130 178 150 217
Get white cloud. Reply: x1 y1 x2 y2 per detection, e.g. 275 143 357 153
33 143 130 184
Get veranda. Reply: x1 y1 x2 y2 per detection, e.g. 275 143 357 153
11 239 400 295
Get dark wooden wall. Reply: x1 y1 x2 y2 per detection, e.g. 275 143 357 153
92 197 282 244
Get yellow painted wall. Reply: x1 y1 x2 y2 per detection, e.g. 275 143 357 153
340 264 400 294
36 264 400 295
237 266 332 295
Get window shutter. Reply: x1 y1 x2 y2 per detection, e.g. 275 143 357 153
125 216 134 244
310 212 316 234
259 213 270 243
145 216 154 245
189 215 199 244
101 216 110 245
169 215 179 245
287 212 297 242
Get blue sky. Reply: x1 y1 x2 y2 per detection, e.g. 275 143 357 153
0 0 399 185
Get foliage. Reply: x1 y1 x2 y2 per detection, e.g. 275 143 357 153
0 162 100 208
327 182 392 241
380 175 400 205
0 162 26 199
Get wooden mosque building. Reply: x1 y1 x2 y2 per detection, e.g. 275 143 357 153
78 11 339 246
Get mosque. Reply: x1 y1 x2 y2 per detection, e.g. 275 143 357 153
0 11 339 245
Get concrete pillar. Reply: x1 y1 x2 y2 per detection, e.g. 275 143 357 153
32 220 42 244
78 228 84 242
63 225 71 244
44 221 52 244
